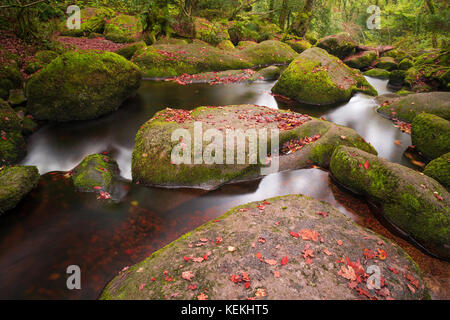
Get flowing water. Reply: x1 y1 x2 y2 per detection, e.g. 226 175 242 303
0 77 447 299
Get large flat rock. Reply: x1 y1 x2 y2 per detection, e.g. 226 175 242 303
101 194 427 300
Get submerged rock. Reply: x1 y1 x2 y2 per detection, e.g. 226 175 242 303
0 165 39 214
131 40 297 78
71 153 120 194
411 113 450 160
272 47 377 105
376 92 450 123
316 32 357 59
26 51 142 122
330 146 449 259
132 104 376 190
101 194 427 300
423 152 450 190
0 99 26 164
104 14 143 43
363 68 390 79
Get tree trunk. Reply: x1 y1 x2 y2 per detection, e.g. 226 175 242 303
279 0 289 30
290 0 315 37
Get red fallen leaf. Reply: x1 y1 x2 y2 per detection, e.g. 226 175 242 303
274 271 280 278
197 293 208 300
244 281 250 289
289 231 299 238
356 287 371 298
187 284 197 290
138 283 146 291
215 236 223 244
406 274 419 288
363 248 375 259
377 249 388 260
323 248 332 256
407 284 416 293
388 267 399 274
264 259 277 266
184 256 190 262
199 238 208 242
337 240 343 246
364 160 370 170
182 271 195 281
164 275 173 282
434 193 444 201
299 229 320 242
347 281 358 289
203 254 209 261
230 274 241 283
280 256 289 265
191 257 204 263
256 252 263 261
151 277 156 281
93 186 102 190
338 265 357 281
258 237 266 244
242 272 250 282
317 211 328 218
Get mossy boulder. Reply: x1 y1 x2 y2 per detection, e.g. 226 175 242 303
423 152 450 190
252 66 281 81
26 51 142 122
0 100 26 165
228 21 261 44
376 57 398 71
7 88 26 106
272 47 377 105
24 50 59 75
193 17 230 46
387 70 406 90
363 68 390 79
344 50 377 70
0 165 39 214
237 41 258 50
115 41 147 60
411 113 450 160
0 64 22 100
71 153 120 194
398 58 414 70
60 7 114 37
285 38 312 53
383 49 413 62
376 92 450 123
132 104 376 190
104 14 143 43
101 194 427 300
132 40 297 78
217 40 235 51
316 32 357 59
330 146 450 259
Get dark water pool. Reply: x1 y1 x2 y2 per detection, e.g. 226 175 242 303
0 77 446 299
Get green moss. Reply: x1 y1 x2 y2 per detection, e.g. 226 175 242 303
217 40 235 51
71 154 119 192
363 68 390 79
398 58 414 70
24 50 59 75
115 41 147 60
0 65 22 100
26 50 142 121
60 7 114 37
423 152 450 189
344 51 377 70
194 17 230 46
0 165 39 214
411 113 450 160
105 14 143 43
316 32 357 59
377 56 398 71
285 38 312 53
272 47 377 105
388 70 406 88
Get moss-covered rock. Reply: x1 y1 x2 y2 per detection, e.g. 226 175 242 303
376 92 450 123
7 88 26 106
115 41 146 60
132 104 376 190
26 50 142 121
228 20 262 44
252 66 281 81
382 49 413 62
411 113 450 160
398 58 414 70
0 99 26 165
237 40 258 49
387 70 406 90
423 152 450 190
285 38 312 53
101 193 426 300
363 68 390 79
132 40 297 78
272 47 377 105
316 32 357 59
330 146 449 259
71 153 120 194
0 165 39 214
104 14 143 43
0 64 22 100
24 50 59 75
376 56 398 71
217 40 235 51
193 17 230 46
344 50 377 70
60 7 114 37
